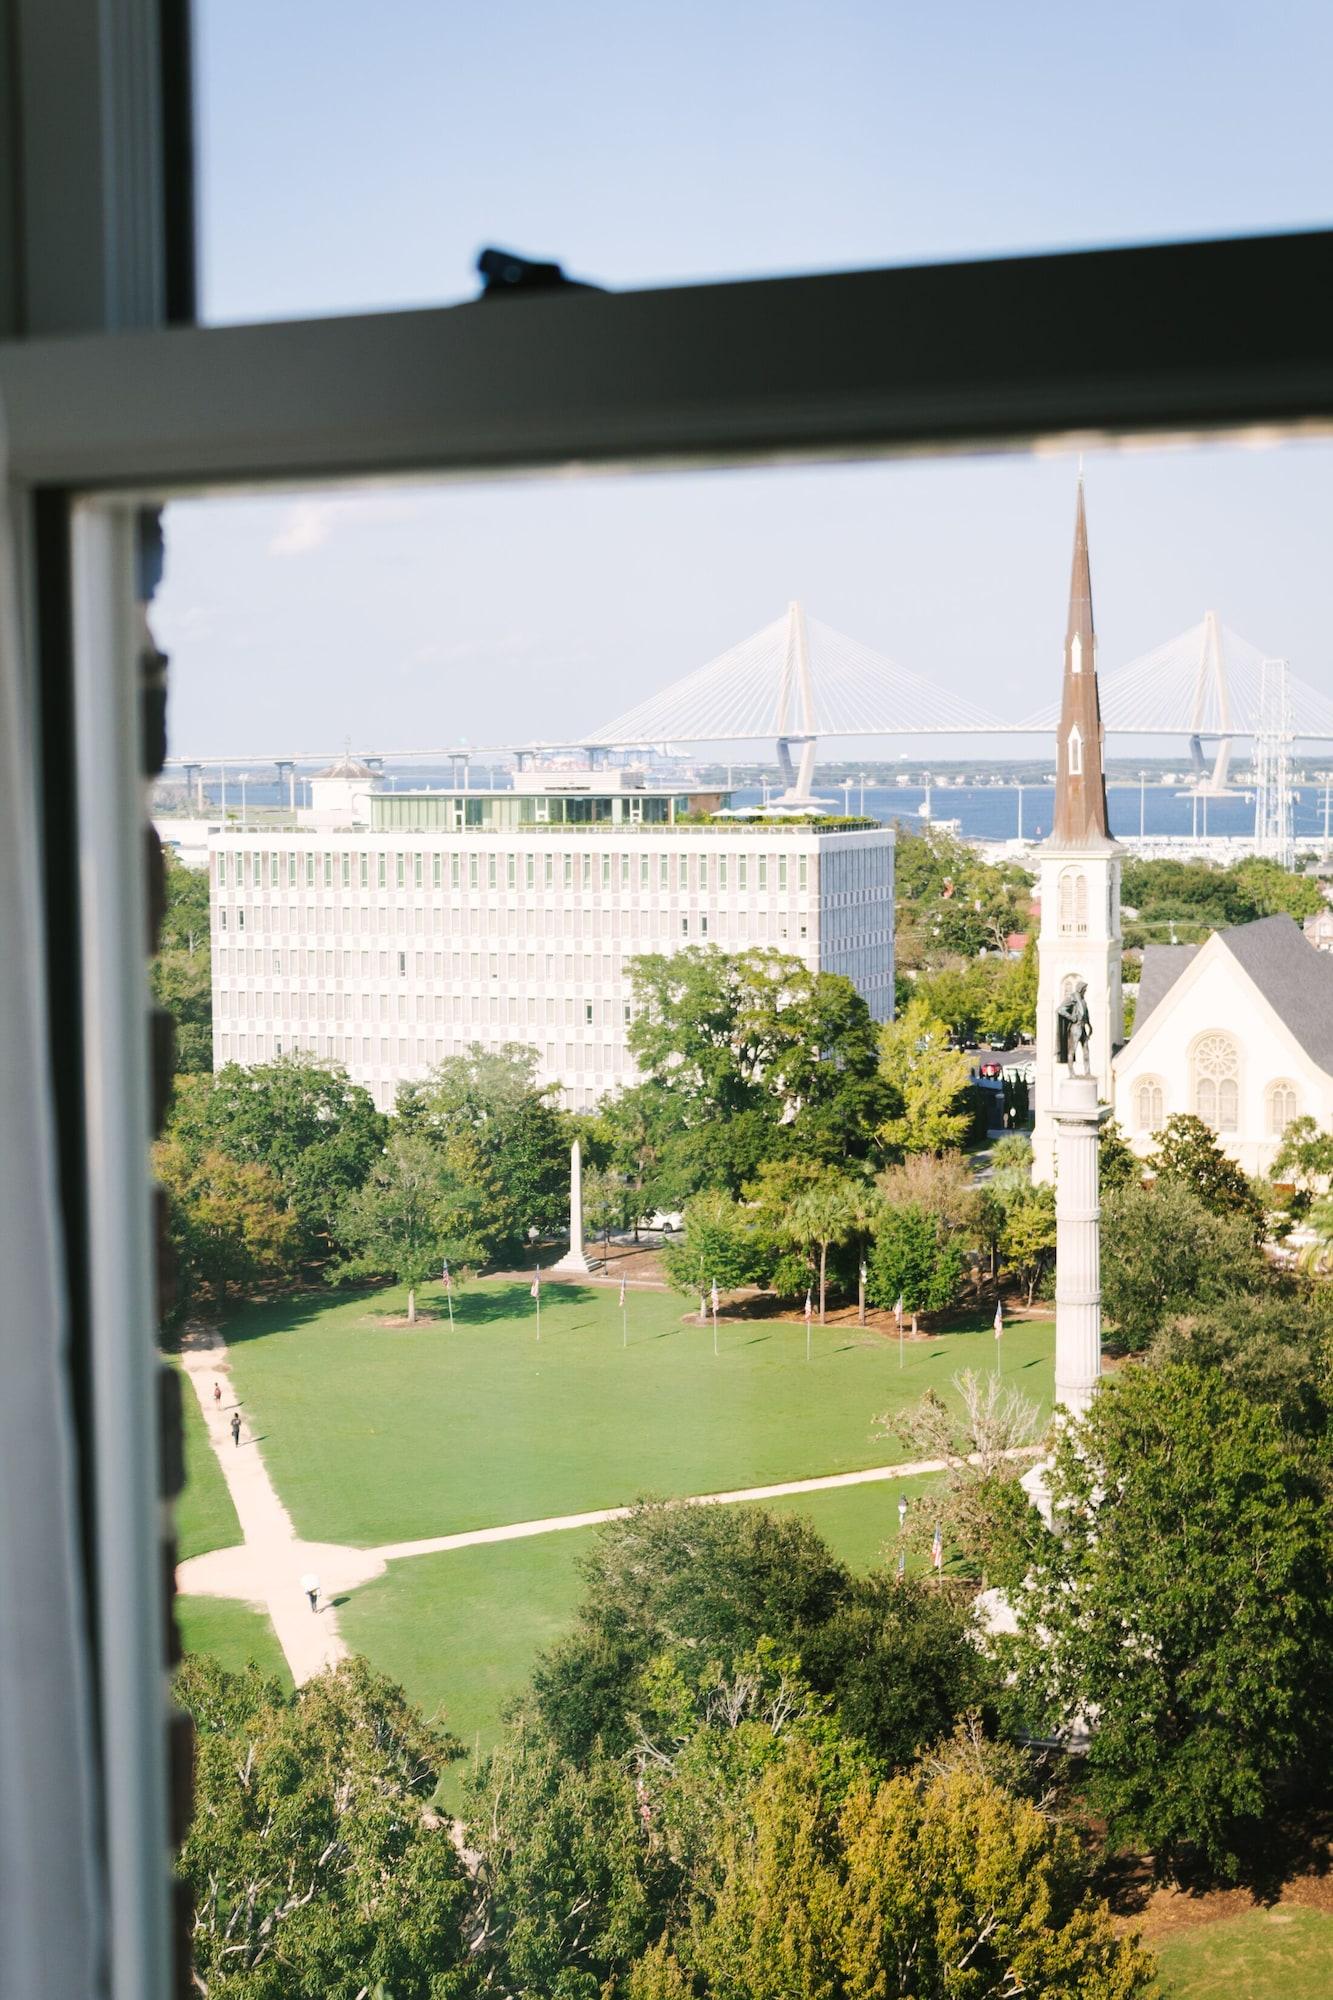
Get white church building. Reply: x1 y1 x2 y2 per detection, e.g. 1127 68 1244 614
1032 484 1333 1184
1114 914 1333 1177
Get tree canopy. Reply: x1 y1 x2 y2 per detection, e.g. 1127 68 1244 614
1010 1361 1333 1875
176 1656 473 1999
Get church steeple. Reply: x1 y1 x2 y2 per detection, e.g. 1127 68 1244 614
1051 478 1113 848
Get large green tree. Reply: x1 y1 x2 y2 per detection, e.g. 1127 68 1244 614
398 1041 570 1255
866 1203 963 1318
875 998 974 1157
331 1131 484 1323
1011 1362 1333 1875
660 1188 766 1300
626 949 887 1185
893 826 1030 971
657 1741 1152 2000
1101 1175 1266 1351
151 852 213 1075
176 1656 473 1999
156 1140 302 1305
1149 1112 1265 1234
166 1055 386 1266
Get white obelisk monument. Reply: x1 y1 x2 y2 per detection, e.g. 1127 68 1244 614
551 1138 592 1276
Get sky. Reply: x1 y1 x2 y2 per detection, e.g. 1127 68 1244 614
155 2 1333 759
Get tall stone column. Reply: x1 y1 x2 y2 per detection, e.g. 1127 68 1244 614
551 1138 592 1276
1052 1071 1105 1417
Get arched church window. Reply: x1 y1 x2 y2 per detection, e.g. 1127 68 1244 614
1057 867 1088 935
1135 1077 1164 1131
1068 725 1084 776
1267 1081 1298 1137
1192 1032 1240 1133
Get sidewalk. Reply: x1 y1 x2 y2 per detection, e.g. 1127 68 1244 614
177 1330 385 1684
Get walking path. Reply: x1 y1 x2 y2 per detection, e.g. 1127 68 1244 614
178 1331 385 1683
177 1329 1037 1686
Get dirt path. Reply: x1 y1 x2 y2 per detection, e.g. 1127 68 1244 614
177 1331 385 1683
370 1451 1035 1562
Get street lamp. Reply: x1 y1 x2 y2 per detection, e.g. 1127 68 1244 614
1139 769 1147 840
858 771 867 815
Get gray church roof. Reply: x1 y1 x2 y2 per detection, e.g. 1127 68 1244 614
1134 914 1333 1075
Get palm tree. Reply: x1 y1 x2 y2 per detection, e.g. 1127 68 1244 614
786 1174 861 1325
1299 1194 1333 1277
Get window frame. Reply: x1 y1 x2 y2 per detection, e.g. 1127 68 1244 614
4 18 1333 2000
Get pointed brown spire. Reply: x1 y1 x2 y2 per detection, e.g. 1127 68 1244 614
1051 478 1113 847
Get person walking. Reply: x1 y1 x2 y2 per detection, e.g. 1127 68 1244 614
212 1381 222 1406
301 1572 320 1614
229 1410 241 1448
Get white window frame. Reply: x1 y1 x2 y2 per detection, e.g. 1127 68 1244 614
2 16 1331 2000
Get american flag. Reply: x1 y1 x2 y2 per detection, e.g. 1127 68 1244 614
931 1523 943 1570
530 1270 541 1301
442 1259 451 1291
619 1274 627 1308
804 1290 813 1323
711 1280 720 1315
993 1300 1003 1339
894 1292 904 1323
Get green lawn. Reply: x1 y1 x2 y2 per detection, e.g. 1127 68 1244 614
223 1280 1052 1547
176 1595 292 1689
341 1470 945 1807
1155 1908 1333 1999
174 1361 243 1561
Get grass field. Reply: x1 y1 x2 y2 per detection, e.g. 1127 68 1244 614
1154 1908 1333 1998
174 1362 243 1561
341 1470 946 1806
176 1595 292 1688
223 1279 1053 1547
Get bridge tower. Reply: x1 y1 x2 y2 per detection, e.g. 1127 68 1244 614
1033 481 1123 1183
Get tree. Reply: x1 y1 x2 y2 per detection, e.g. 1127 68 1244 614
151 850 213 1076
893 825 1030 970
156 1139 302 1304
885 1370 1044 1581
1231 856 1326 923
876 1150 978 1241
661 1188 765 1300
1151 1286 1333 1443
866 1203 962 1317
783 1172 864 1322
999 1182 1056 1306
875 998 974 1157
1098 1116 1140 1191
1149 1113 1265 1235
625 949 887 1179
1011 1363 1333 1875
1273 1114 1333 1192
672 1742 1153 2000
331 1132 482 1323
176 1655 473 1999
464 1728 655 1998
166 1056 386 1267
398 1042 570 1255
1101 1177 1266 1351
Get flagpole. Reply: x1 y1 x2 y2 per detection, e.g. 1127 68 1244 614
533 1265 541 1341
711 1279 719 1357
442 1261 454 1329
621 1274 628 1349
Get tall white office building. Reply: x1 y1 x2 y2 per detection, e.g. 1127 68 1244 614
209 773 895 1111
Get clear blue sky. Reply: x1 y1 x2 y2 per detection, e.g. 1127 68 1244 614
157 2 1333 757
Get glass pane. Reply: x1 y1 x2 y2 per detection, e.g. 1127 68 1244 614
195 1 1333 324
